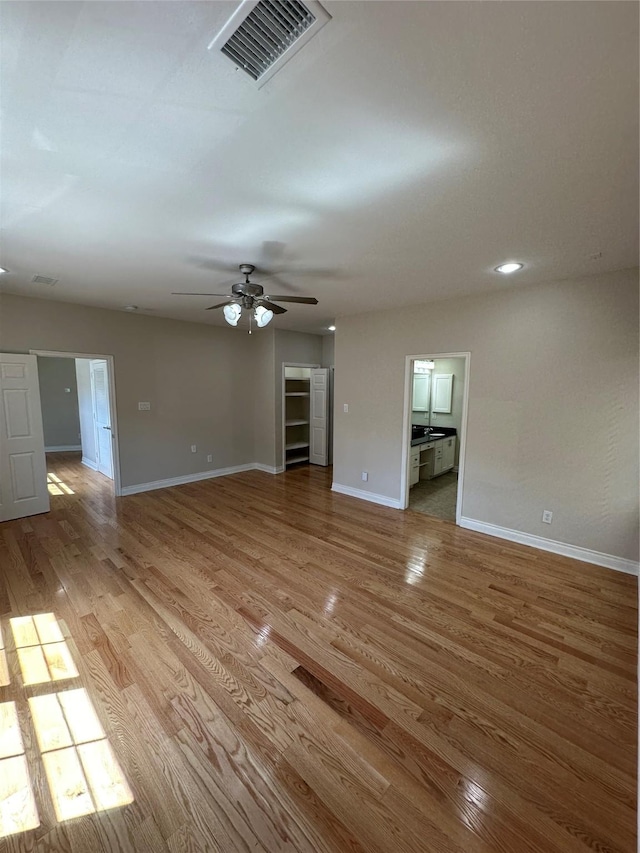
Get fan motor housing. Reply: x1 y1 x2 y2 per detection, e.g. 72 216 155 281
232 282 263 298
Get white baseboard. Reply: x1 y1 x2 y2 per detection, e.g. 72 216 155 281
45 445 81 452
120 462 286 497
81 456 98 471
459 517 639 575
331 482 402 510
254 463 285 474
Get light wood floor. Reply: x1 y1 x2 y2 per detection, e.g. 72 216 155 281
0 452 636 852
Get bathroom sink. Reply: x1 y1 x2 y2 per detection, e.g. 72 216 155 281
427 433 446 439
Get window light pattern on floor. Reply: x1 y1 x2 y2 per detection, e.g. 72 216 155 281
30 690 133 821
0 625 9 688
47 472 75 495
10 614 78 685
0 613 133 835
0 702 40 837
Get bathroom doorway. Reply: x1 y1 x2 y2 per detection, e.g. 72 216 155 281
400 352 470 522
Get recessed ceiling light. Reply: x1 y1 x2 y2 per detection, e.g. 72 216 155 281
328 325 336 331
123 305 138 311
495 262 524 274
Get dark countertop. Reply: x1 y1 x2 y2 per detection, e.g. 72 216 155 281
411 426 457 447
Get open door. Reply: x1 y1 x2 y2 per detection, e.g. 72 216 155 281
90 360 113 479
309 368 329 466
0 354 50 522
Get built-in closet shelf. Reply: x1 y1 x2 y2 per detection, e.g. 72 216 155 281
285 441 310 451
285 392 310 397
286 454 309 465
285 419 309 426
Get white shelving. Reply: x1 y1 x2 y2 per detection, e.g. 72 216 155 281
284 369 311 468
285 441 310 451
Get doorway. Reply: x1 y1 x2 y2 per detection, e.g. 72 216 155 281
282 363 333 470
401 352 470 522
32 350 121 496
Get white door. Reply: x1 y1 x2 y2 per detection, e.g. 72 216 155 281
309 368 329 466
0 354 50 522
90 360 113 479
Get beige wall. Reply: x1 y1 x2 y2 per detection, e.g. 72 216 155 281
333 268 639 563
1 294 257 488
37 356 81 448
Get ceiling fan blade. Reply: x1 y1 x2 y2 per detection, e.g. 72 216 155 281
205 301 233 311
188 256 239 273
264 295 319 304
256 271 301 292
257 299 287 314
172 292 231 297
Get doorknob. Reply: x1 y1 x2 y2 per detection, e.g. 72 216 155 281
103 426 111 430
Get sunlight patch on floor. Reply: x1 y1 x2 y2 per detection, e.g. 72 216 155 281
1 614 133 834
0 626 9 688
0 702 40 837
32 690 133 821
10 614 79 685
47 472 75 495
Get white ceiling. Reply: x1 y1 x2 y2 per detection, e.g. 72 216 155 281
1 1 638 333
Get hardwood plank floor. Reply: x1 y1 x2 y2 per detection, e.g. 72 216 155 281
0 451 636 852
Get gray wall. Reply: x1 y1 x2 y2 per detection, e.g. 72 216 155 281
252 329 277 471
332 268 639 563
75 359 97 466
1 295 257 488
37 356 81 449
321 334 335 367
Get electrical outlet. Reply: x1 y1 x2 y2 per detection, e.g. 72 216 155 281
361 471 368 482
343 403 349 413
191 445 197 453
542 510 553 524
207 454 212 463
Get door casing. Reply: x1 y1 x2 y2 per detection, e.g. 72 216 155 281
30 351 122 496
400 351 471 522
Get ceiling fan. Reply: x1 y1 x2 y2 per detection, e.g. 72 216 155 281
172 263 318 330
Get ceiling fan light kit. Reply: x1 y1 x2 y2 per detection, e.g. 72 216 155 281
173 263 319 332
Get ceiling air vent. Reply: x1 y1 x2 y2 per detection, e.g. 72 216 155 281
31 275 58 286
209 0 331 87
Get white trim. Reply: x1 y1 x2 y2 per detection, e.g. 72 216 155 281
401 351 471 524
254 463 285 474
331 482 402 510
31 350 122 497
459 517 639 575
119 461 286 496
45 444 81 452
82 456 98 471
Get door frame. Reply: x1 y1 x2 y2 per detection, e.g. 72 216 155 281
30 350 122 496
400 351 471 522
